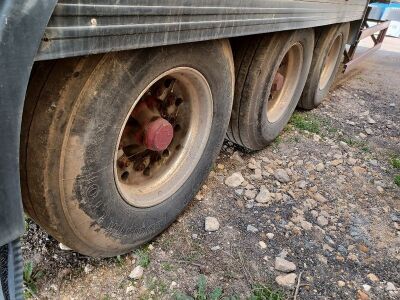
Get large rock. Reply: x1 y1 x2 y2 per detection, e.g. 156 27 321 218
274 257 296 273
256 186 271 203
274 169 290 183
275 273 297 287
205 217 220 232
129 266 144 280
225 172 245 187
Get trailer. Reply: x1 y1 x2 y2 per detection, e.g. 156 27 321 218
1 0 382 298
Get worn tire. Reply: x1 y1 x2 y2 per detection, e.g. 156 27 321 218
299 23 350 109
228 29 314 150
21 40 234 257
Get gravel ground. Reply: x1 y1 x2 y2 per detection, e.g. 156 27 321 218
22 37 400 300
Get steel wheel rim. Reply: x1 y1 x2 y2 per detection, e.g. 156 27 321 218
319 34 343 90
267 43 304 123
114 67 213 208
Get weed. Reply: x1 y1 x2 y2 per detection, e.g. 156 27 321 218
24 215 30 231
115 255 124 267
290 112 320 134
390 155 400 169
273 136 282 146
174 275 224 300
161 262 173 271
249 285 285 300
134 247 150 268
395 175 400 187
23 261 44 298
342 138 370 152
147 278 168 295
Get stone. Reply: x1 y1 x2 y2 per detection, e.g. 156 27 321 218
274 257 296 273
367 117 376 124
256 186 272 204
275 273 297 287
211 246 221 251
338 281 346 287
84 264 94 274
129 266 144 280
316 163 325 172
244 189 257 199
59 243 72 251
248 158 261 170
247 225 259 233
358 244 368 253
297 180 307 189
331 159 343 166
363 284 371 292
317 216 329 227
301 220 313 231
251 168 263 180
313 193 328 203
266 233 275 240
359 133 367 139
367 273 379 282
215 164 224 171
348 157 357 165
231 151 244 163
316 254 327 264
205 217 220 232
225 172 244 187
352 166 366 175
235 189 244 196
365 128 373 135
386 282 396 291
259 241 267 249
357 290 369 300
274 169 290 183
126 286 136 294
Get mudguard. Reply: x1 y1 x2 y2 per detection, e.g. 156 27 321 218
0 0 57 246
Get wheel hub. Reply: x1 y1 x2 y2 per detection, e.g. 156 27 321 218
114 67 213 208
143 118 174 151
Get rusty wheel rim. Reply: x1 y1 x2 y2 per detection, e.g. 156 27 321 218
319 34 343 91
114 67 213 208
267 43 303 123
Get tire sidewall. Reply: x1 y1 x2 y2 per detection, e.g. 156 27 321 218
244 30 314 147
59 41 233 255
301 23 349 109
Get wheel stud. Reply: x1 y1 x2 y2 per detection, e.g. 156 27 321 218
175 98 183 106
162 149 169 157
143 167 151 176
121 171 129 181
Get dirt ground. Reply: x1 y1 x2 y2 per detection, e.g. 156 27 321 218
23 37 400 300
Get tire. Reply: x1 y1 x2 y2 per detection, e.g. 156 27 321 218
299 23 350 110
0 239 24 300
21 40 234 257
228 29 314 150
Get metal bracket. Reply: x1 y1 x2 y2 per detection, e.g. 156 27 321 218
344 4 391 73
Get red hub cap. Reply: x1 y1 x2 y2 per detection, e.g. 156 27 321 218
143 118 174 151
